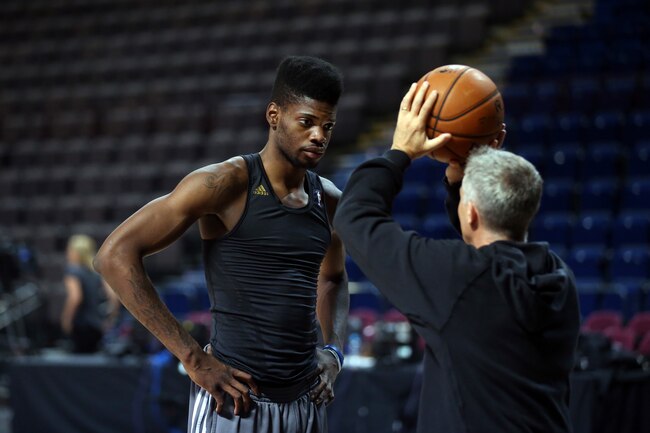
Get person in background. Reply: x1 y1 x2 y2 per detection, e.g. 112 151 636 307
333 83 580 433
61 234 119 353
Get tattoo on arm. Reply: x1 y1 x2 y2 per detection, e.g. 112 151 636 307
126 265 183 341
203 175 219 189
202 172 231 201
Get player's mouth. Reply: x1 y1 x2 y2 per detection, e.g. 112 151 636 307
303 147 325 159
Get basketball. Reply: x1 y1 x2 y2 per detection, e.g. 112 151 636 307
416 64 504 163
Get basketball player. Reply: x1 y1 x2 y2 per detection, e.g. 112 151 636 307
94 56 349 433
333 82 580 433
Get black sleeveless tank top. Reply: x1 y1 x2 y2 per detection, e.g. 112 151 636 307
203 153 331 394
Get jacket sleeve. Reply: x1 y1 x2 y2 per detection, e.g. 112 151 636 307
333 150 485 330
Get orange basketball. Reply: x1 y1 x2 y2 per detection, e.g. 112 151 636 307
416 64 504 163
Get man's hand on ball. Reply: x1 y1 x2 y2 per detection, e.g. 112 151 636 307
392 82 451 160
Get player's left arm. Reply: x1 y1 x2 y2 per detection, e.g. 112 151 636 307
312 177 349 406
317 177 349 350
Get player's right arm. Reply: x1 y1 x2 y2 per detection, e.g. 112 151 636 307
94 157 259 415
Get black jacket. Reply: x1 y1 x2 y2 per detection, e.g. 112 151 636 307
333 150 580 433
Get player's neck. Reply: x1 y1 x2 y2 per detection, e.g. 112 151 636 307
259 146 306 193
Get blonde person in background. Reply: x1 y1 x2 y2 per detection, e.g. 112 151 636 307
61 234 119 353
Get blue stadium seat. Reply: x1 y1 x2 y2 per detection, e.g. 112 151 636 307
420 214 460 240
569 76 600 112
539 179 576 214
579 178 618 214
403 157 446 185
565 246 607 280
530 213 575 251
515 144 545 174
626 141 650 178
161 284 194 319
394 213 420 232
571 212 612 249
501 83 530 115
585 111 624 143
611 213 650 248
610 246 650 281
519 114 550 145
346 255 367 283
620 178 650 212
623 110 650 143
598 74 636 110
508 55 544 80
550 112 586 144
582 141 623 180
575 280 631 319
393 184 428 217
544 145 583 181
532 80 561 112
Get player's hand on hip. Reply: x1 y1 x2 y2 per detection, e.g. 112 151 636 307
185 345 259 416
310 348 340 406
391 82 451 160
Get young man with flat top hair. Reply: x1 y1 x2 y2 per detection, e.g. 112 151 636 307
334 83 579 433
95 56 349 433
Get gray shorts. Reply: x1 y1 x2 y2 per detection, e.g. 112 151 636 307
188 380 327 433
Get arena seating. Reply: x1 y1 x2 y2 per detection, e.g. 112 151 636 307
5 0 648 358
327 0 650 354
0 0 512 285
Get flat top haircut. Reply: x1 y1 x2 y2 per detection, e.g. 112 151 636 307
462 146 543 241
271 56 344 108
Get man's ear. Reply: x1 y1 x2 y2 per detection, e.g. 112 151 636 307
267 102 279 130
467 201 480 231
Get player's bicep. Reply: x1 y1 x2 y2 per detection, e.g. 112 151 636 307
319 230 346 283
101 167 235 259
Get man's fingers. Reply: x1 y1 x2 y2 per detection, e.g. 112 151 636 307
419 89 438 121
424 133 452 153
492 123 507 148
411 81 429 114
400 83 417 113
497 127 507 148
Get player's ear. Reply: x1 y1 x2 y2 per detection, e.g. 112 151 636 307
267 102 279 130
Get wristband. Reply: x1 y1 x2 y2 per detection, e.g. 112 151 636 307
323 344 344 371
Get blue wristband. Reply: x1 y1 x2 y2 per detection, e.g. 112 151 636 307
323 344 344 368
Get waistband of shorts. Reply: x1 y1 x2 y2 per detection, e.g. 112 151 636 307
206 343 320 403
253 375 320 403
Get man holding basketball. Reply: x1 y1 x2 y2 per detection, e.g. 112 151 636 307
95 56 349 433
334 82 580 433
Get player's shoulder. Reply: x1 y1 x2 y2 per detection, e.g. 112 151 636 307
318 175 342 201
192 156 248 189
318 176 342 216
172 156 249 206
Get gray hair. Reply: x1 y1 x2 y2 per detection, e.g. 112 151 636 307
462 146 543 241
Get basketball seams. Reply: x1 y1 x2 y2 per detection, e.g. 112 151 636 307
438 90 501 122
425 127 501 139
431 66 471 133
